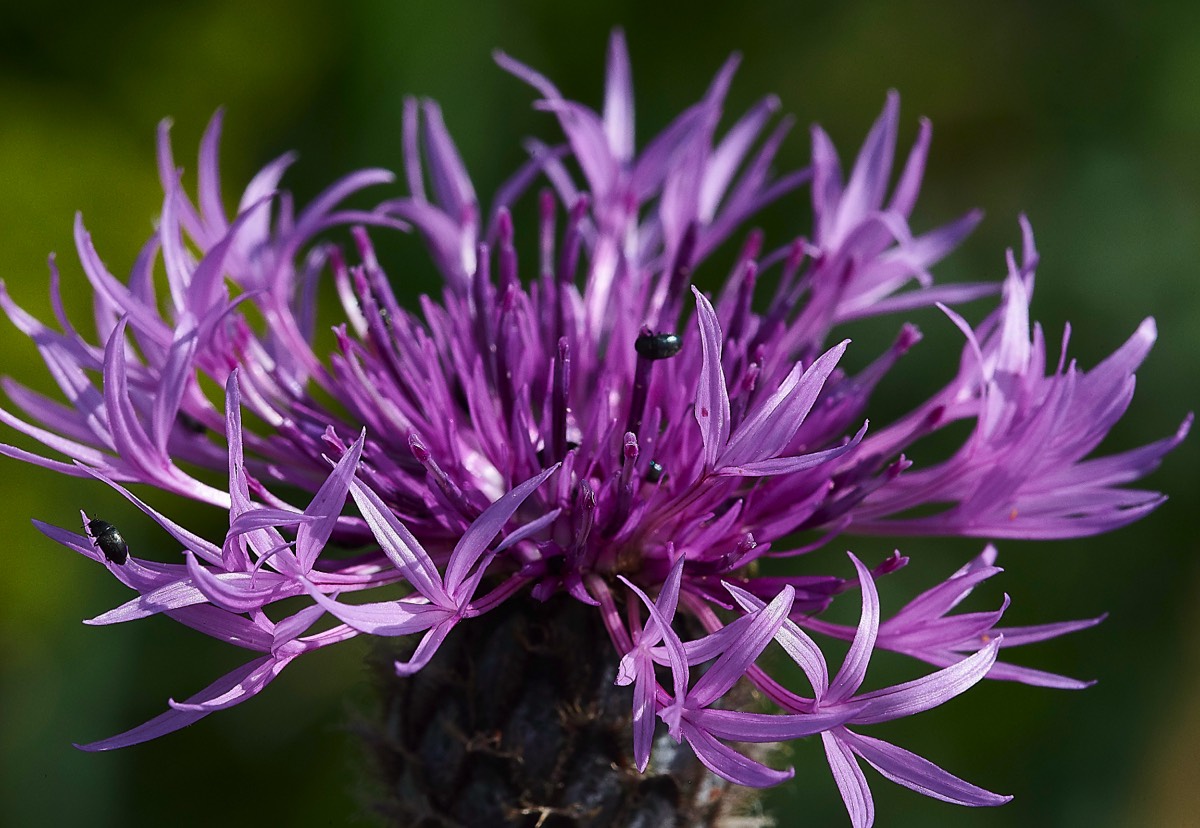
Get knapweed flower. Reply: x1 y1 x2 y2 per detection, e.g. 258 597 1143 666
1 29 1188 827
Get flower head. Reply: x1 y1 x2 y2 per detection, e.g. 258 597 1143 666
1 29 1186 825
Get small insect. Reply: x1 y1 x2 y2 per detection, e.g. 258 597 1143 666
634 331 683 361
87 519 129 565
645 460 665 483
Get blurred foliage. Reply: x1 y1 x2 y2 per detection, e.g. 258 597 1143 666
0 1 1196 826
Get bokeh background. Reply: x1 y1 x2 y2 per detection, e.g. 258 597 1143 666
1 1 1197 826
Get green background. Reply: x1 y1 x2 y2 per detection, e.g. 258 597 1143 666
1 1 1197 825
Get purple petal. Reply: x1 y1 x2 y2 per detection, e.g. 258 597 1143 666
168 653 296 712
101 320 155 469
693 706 859 741
622 576 689 703
721 340 849 466
700 95 780 221
692 287 730 469
77 654 291 750
148 318 198 454
823 730 874 828
494 507 562 552
631 652 657 771
810 125 844 240
534 99 619 199
443 465 558 598
227 509 317 537
976 660 1096 690
166 604 273 651
990 615 1105 647
0 406 111 473
842 729 1012 807
77 466 224 565
73 214 171 348
888 116 931 217
602 29 635 164
348 477 448 605
648 554 685 639
295 430 364 572
420 99 478 216
828 554 879 702
394 616 458 676
156 119 205 242
196 109 227 231
840 91 899 224
718 421 867 477
689 586 793 708
681 721 794 788
85 578 209 624
271 605 329 650
303 584 451 637
853 638 1000 724
887 560 1001 626
184 552 296 614
726 582 829 698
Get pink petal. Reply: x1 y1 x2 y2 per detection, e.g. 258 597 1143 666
77 654 291 750
823 730 874 828
692 287 730 469
842 729 1012 807
681 721 794 788
828 554 879 702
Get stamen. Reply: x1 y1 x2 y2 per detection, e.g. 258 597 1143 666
549 337 570 463
496 208 519 291
494 282 519 420
605 432 639 536
558 195 589 287
554 195 589 345
728 354 762 430
725 260 758 344
471 242 498 383
657 221 698 328
757 238 808 348
409 433 479 521
566 480 596 570
539 188 556 279
625 326 682 441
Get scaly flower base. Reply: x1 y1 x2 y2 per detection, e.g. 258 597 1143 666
365 595 761 827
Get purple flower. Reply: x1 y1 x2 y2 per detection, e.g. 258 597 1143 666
801 545 1106 690
727 555 1010 825
0 28 1186 825
301 462 560 674
849 223 1191 539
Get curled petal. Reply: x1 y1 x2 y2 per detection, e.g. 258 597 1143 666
692 287 731 468
303 584 451 637
77 654 293 751
853 638 1000 725
841 729 1012 807
823 730 874 828
681 721 794 788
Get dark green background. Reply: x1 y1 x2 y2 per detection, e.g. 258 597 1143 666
1 2 1197 825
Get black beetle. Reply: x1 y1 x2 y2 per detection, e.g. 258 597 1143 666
87 519 129 565
634 331 683 361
